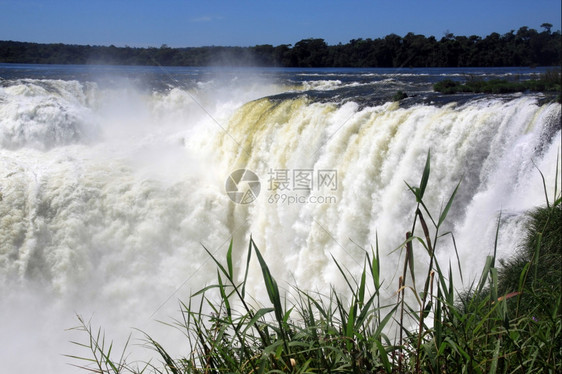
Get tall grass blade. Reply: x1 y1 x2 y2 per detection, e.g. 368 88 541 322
492 212 501 268
226 238 234 278
374 339 392 373
253 242 282 318
477 256 493 295
418 149 431 202
533 159 551 209
404 232 416 286
345 300 356 343
201 244 230 280
217 271 232 318
553 151 559 204
435 284 443 351
447 263 454 305
251 239 290 355
242 307 275 335
241 237 253 299
517 262 531 295
355 294 376 328
359 260 367 306
191 284 223 297
330 254 356 292
374 305 398 338
490 267 498 303
489 338 501 374
144 335 180 374
371 239 381 291
438 179 461 227
449 232 464 283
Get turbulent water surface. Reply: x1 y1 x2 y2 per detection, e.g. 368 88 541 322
0 64 560 373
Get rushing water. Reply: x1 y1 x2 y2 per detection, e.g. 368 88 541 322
0 64 560 373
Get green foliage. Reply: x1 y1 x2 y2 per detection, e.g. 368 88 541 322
434 70 562 95
392 90 408 101
497 201 562 315
69 153 562 373
1 24 561 67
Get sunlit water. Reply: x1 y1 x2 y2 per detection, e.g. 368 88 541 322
0 64 560 373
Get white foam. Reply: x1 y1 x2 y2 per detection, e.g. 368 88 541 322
0 76 559 372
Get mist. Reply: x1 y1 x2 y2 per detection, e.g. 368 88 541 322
0 66 560 373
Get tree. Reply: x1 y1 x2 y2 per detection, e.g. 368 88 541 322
291 38 329 67
1 25 560 67
541 23 553 33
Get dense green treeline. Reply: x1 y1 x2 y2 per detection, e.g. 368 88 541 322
1 25 560 67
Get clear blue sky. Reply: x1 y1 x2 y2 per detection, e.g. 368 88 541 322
1 0 560 47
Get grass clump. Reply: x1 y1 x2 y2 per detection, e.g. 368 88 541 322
434 69 562 96
69 152 562 373
392 90 408 101
497 204 561 314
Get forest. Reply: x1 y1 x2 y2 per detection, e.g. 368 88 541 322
0 24 560 67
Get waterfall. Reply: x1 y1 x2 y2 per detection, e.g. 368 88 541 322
0 74 560 373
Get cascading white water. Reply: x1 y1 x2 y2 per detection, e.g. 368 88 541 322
215 95 561 299
0 73 560 373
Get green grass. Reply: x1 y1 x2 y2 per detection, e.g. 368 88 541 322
434 70 562 99
69 152 562 373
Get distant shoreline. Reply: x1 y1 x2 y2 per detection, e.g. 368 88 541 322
1 26 560 68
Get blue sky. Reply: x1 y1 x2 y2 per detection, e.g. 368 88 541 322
1 0 560 47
